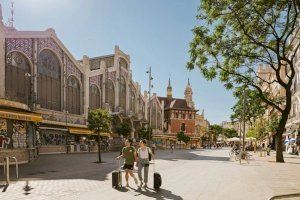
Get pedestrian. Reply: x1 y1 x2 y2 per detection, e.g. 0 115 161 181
116 138 138 187
267 144 271 156
136 139 153 188
170 143 174 153
152 142 156 155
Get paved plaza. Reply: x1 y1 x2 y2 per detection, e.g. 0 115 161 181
0 149 300 200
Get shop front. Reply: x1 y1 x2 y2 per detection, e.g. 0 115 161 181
38 125 69 154
68 127 111 153
0 108 42 164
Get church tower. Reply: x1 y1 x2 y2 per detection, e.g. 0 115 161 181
185 79 194 108
167 78 172 99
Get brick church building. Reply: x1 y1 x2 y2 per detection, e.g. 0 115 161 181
151 78 199 147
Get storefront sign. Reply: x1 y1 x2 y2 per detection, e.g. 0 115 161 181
0 109 42 122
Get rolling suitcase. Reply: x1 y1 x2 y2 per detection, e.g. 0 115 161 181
153 161 161 190
112 160 122 188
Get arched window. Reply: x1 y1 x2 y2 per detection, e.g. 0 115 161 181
106 79 115 111
139 98 145 115
89 84 101 110
157 111 162 129
66 76 81 114
119 58 128 69
5 52 31 104
129 89 136 113
119 76 126 110
181 123 186 132
37 49 61 111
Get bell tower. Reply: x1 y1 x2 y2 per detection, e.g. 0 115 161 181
167 77 172 99
185 78 194 108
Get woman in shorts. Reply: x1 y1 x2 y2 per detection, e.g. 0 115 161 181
117 139 138 187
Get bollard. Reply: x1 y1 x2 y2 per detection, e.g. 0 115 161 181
5 157 10 184
259 150 262 157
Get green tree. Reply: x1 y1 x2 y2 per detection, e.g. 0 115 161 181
210 125 223 136
209 124 223 142
177 131 191 148
116 122 132 138
138 126 152 140
247 118 268 140
231 87 267 126
223 128 238 138
88 109 112 163
188 0 300 162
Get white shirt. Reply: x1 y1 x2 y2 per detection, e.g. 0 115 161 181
139 147 149 159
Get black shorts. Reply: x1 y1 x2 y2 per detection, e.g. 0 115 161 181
123 164 134 170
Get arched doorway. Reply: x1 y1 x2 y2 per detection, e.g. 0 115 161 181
5 52 32 104
66 76 81 115
37 49 61 111
89 84 101 110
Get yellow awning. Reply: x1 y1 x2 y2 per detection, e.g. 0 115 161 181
69 127 93 135
0 109 42 122
68 127 110 137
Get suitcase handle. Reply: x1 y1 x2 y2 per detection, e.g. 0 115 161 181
116 158 122 171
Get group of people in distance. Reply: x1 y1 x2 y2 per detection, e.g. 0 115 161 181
116 139 153 188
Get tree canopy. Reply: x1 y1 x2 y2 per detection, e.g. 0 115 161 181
115 122 132 138
88 109 112 134
231 87 267 126
138 126 152 140
177 131 191 144
188 0 300 162
223 128 238 138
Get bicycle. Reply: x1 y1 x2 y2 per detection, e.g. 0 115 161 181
236 150 251 164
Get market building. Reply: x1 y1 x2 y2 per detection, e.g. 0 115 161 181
0 4 147 163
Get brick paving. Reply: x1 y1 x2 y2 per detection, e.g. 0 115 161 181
0 149 299 200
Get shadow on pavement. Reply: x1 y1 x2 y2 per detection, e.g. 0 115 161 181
0 152 120 182
134 187 183 200
157 150 230 162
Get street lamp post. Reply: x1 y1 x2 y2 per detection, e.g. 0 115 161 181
146 67 153 143
242 86 247 152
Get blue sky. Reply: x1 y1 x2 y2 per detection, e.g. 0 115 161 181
1 0 236 124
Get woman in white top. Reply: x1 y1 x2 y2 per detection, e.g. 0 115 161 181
136 139 153 188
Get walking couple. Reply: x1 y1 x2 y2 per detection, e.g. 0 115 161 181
116 138 153 188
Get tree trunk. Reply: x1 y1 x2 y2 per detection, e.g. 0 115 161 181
275 133 284 162
98 132 102 163
275 109 290 163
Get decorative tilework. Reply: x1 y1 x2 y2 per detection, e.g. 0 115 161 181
89 75 102 87
108 71 116 81
6 38 33 61
66 57 82 82
37 38 63 60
